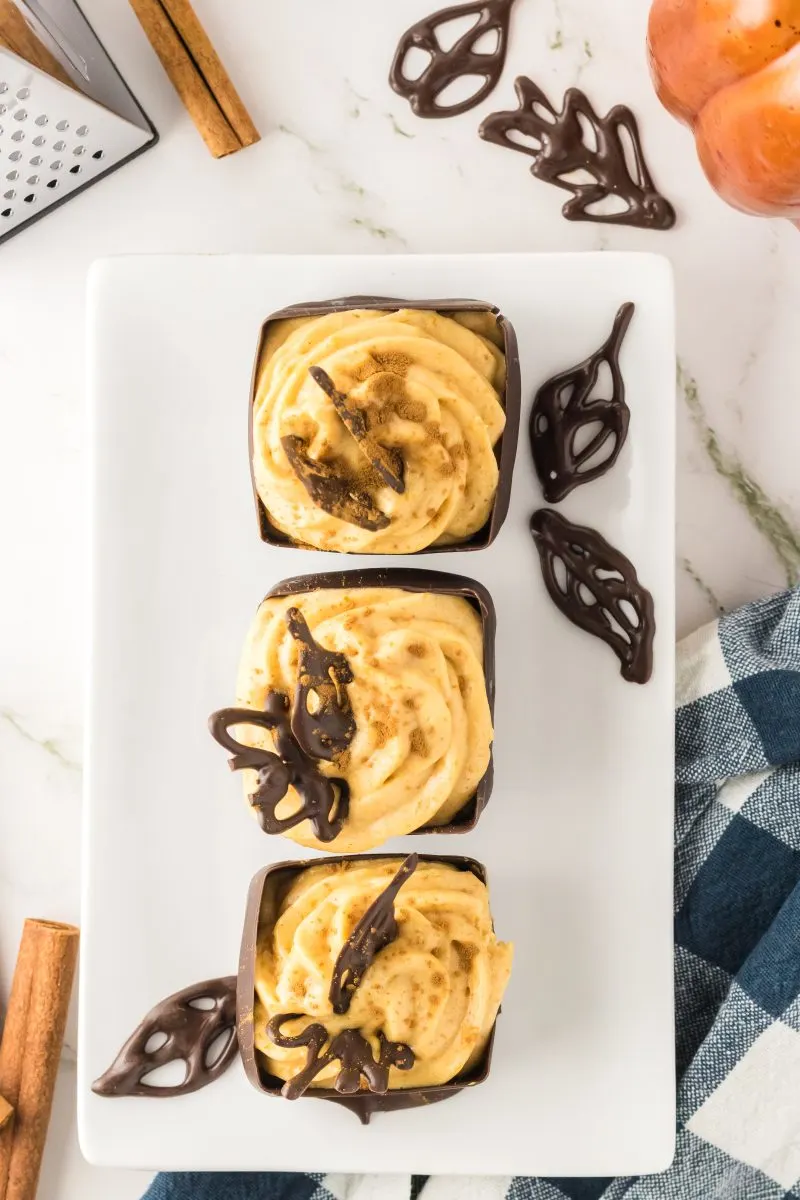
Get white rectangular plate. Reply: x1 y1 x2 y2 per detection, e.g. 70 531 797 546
80 253 676 1176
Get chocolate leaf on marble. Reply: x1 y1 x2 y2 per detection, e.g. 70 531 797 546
480 78 676 229
390 0 517 118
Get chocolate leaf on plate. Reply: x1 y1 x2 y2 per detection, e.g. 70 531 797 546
530 509 655 684
531 302 634 502
92 977 238 1098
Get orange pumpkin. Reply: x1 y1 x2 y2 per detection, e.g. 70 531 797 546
648 1 800 219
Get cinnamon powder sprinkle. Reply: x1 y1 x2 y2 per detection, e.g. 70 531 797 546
407 643 426 658
410 729 428 756
371 350 411 375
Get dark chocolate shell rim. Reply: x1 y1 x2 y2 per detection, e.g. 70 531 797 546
248 297 521 554
530 508 655 685
530 302 635 503
389 0 517 119
262 568 496 835
479 77 676 230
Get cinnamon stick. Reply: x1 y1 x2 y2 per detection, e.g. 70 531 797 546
129 0 260 157
0 920 79 1200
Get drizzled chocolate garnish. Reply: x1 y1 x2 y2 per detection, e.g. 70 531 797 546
480 78 676 229
531 303 635 503
309 366 405 494
531 509 655 685
330 854 419 1015
390 0 517 119
267 1015 414 1100
209 691 348 842
286 606 356 760
92 977 237 1098
281 435 390 532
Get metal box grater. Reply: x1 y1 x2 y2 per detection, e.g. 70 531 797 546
0 0 157 245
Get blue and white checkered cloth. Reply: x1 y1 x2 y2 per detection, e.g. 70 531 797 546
145 587 800 1200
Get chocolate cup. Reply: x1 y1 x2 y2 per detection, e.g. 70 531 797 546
237 854 499 1124
248 296 521 553
262 568 495 836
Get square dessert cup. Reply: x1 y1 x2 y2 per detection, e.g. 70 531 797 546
237 853 499 1124
263 567 495 836
248 295 521 553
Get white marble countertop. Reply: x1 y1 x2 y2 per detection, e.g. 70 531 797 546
1 0 799 1195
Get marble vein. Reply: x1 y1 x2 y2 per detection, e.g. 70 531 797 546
386 114 415 139
0 707 80 773
681 558 724 617
679 361 800 586
277 125 399 238
349 216 408 247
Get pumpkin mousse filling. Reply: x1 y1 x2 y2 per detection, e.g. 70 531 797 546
254 856 513 1095
252 308 507 553
229 585 494 853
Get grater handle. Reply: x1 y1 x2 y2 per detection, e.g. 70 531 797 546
12 0 89 80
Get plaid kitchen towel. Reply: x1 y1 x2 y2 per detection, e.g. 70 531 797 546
146 586 800 1200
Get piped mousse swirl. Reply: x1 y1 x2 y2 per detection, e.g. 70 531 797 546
235 586 493 852
252 308 507 552
254 857 513 1090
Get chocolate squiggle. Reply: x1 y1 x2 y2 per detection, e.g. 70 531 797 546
309 366 405 494
285 606 356 761
209 692 348 842
329 854 419 1014
281 435 391 532
267 1015 414 1100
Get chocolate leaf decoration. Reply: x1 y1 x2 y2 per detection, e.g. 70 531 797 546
309 366 405 494
330 854 419 1015
209 691 349 842
285 606 356 761
531 303 635 503
92 977 237 1098
268 1016 414 1100
281 435 391 532
390 0 517 119
479 78 676 230
530 509 655 685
